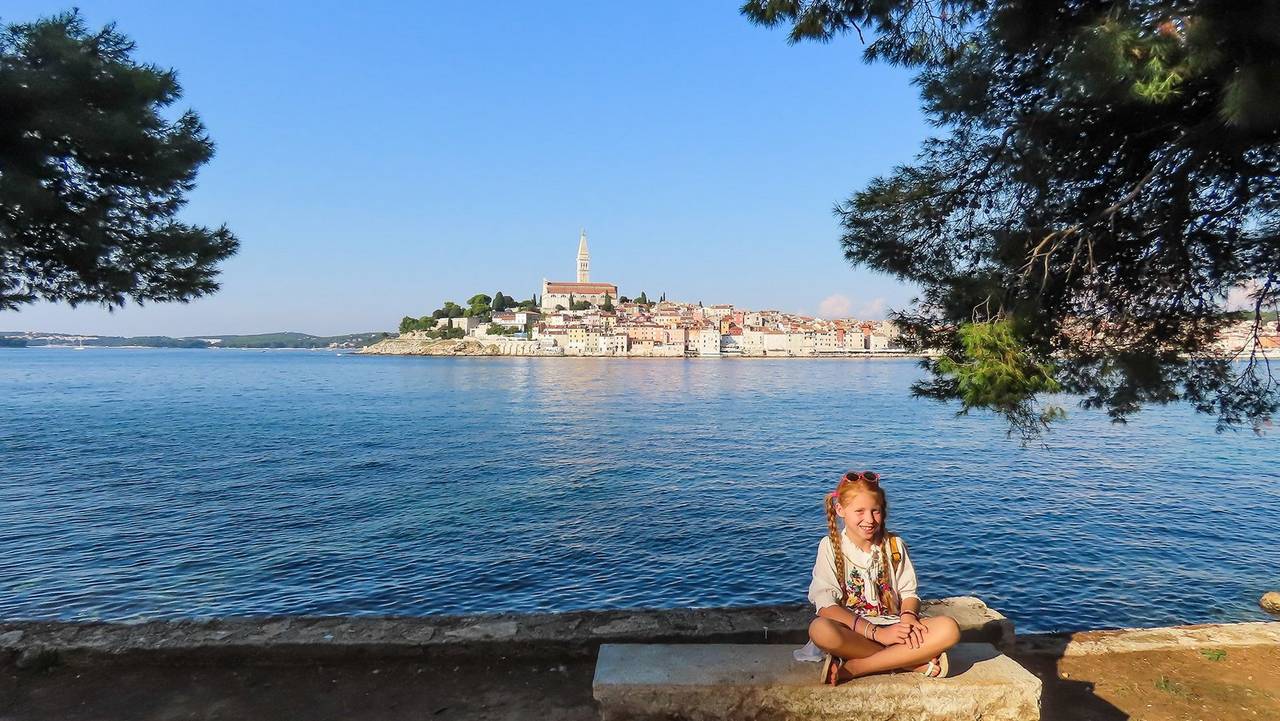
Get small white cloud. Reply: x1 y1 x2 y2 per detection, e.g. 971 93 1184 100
819 294 852 318
1226 280 1261 311
856 297 888 319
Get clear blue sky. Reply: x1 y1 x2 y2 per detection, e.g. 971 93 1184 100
1 1 931 336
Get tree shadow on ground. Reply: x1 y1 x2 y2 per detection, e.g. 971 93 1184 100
1013 638 1129 721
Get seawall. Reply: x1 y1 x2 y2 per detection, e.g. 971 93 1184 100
2 598 1010 667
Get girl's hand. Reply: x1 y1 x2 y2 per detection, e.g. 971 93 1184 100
901 617 929 649
874 623 917 647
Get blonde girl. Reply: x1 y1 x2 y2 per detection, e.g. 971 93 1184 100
808 470 960 685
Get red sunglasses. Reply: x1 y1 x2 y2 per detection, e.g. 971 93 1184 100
842 470 880 484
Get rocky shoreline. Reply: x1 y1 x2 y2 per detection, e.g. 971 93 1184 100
358 337 531 356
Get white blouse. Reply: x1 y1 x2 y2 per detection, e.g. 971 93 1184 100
807 533 920 624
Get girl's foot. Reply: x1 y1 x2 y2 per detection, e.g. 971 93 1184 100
819 653 844 685
911 652 949 678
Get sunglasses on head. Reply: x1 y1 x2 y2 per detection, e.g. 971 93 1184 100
842 470 880 484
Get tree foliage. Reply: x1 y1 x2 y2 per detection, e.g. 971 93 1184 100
399 315 437 334
743 0 1280 436
0 11 238 310
425 326 464 340
433 301 464 319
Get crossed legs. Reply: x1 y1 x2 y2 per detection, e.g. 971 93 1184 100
808 616 960 680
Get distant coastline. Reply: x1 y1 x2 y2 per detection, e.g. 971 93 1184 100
356 336 932 359
1 331 389 350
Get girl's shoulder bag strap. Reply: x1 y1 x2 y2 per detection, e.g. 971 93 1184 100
888 534 904 574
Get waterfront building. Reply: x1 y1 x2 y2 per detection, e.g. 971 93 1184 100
622 323 667 345
442 316 483 333
491 310 542 330
690 326 721 356
599 332 628 356
762 327 788 355
540 230 619 312
720 326 743 355
787 330 817 357
814 329 842 354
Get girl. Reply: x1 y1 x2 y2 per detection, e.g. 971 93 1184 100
808 470 960 685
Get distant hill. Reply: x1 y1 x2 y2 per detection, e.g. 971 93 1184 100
206 332 389 348
0 334 209 348
0 331 389 349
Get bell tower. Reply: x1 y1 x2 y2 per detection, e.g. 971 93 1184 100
576 229 590 283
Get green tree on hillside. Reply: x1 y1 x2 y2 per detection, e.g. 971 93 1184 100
601 293 614 312
399 316 437 333
0 12 238 310
466 293 492 315
492 291 509 312
743 1 1280 437
433 301 464 319
636 292 649 306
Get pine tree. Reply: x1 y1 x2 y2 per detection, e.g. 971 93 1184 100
0 11 238 309
744 1 1280 437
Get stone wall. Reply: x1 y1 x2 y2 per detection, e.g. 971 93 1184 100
1 598 1011 667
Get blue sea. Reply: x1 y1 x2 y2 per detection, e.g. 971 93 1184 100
1 348 1277 633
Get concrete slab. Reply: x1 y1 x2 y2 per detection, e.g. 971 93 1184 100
1017 620 1280 657
593 642 1041 721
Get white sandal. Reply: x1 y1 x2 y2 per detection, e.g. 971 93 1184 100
921 652 949 678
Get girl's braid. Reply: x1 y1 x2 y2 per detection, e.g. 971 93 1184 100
825 494 848 606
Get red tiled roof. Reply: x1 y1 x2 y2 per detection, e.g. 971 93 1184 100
544 282 618 294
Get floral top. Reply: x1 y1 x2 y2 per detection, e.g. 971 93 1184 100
807 533 919 624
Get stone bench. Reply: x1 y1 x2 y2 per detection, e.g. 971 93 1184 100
593 643 1041 721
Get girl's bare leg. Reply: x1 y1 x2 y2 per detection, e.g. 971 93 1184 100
808 617 883 660
842 616 961 678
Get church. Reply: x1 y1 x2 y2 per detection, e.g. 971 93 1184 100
540 230 619 312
